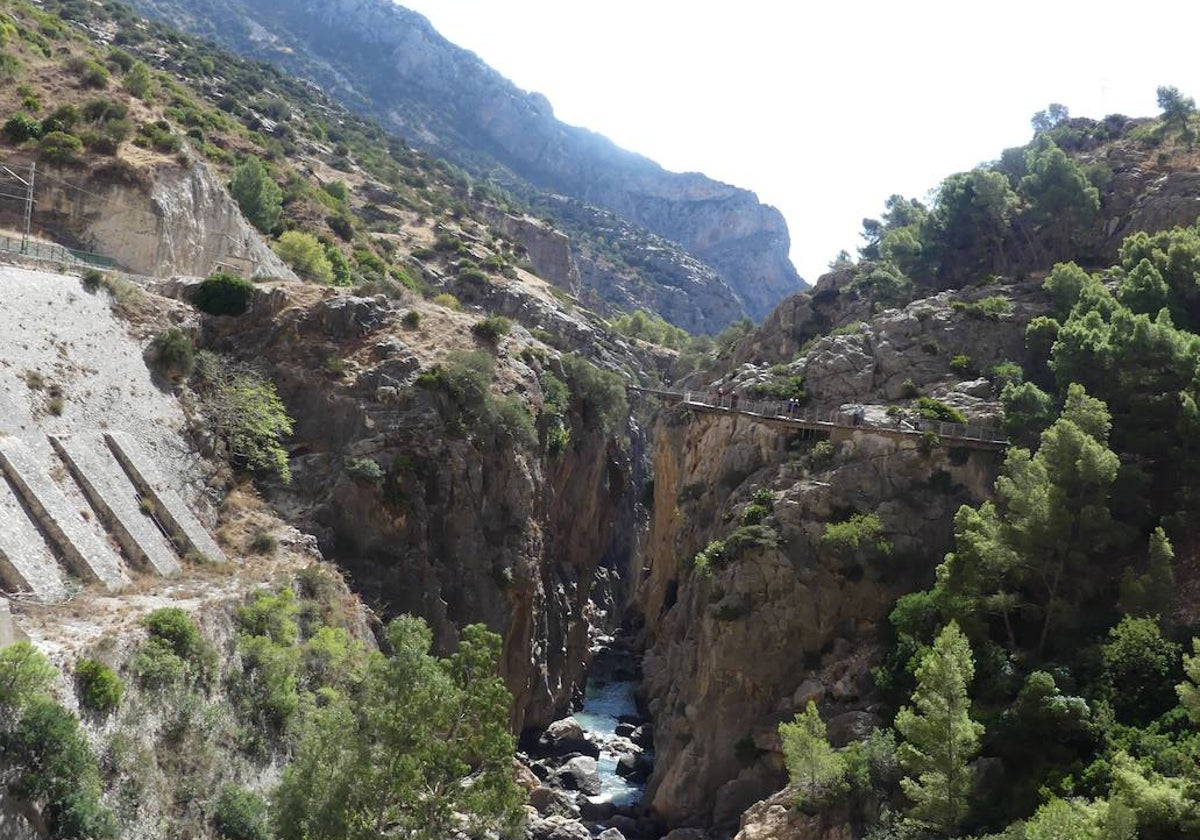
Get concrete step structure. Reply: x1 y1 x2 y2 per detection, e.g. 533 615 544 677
0 436 126 590
105 432 227 564
0 476 69 601
50 434 180 578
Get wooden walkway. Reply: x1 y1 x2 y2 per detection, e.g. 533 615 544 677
628 387 1008 451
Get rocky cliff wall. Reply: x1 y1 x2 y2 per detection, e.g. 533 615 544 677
4 158 295 280
634 408 1000 828
197 285 642 731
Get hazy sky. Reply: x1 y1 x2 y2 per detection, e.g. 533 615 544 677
397 1 1200 282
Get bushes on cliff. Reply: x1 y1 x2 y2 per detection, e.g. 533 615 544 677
416 350 535 449
272 617 524 840
193 272 255 316
274 230 333 284
0 643 116 838
559 353 627 435
75 658 123 715
192 351 294 483
820 512 891 560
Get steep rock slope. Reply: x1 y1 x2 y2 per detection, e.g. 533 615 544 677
126 0 805 327
192 281 649 732
633 285 1045 828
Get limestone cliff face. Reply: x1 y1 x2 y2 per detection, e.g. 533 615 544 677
635 410 996 827
198 286 641 732
127 0 806 328
633 283 1047 828
5 158 295 280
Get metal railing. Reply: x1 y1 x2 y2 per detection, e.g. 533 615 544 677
680 391 1008 445
0 234 116 270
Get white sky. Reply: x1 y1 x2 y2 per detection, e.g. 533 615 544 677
396 0 1200 282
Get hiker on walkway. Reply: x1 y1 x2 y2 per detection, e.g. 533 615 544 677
730 392 739 411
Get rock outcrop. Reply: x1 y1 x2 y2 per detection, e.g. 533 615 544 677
127 0 806 328
3 158 296 280
632 283 1043 828
196 283 645 732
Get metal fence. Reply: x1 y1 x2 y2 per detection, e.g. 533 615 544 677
681 391 1008 445
0 235 116 270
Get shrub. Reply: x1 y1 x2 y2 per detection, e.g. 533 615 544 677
152 327 194 378
0 642 56 710
275 230 333 283
229 156 282 234
748 375 808 403
192 354 294 482
691 539 726 576
75 659 122 715
914 397 967 424
471 314 512 343
988 361 1024 388
249 529 278 555
401 310 421 329
900 378 921 398
38 130 82 163
124 61 151 98
560 353 628 434
193 272 255 316
80 269 103 292
742 502 771 526
949 354 976 375
955 295 1013 320
345 457 384 483
820 512 892 559
433 292 462 311
4 112 40 142
213 785 269 840
143 607 202 658
724 524 779 558
131 636 186 689
70 56 110 89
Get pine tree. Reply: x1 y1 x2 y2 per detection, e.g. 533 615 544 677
1176 638 1200 724
1118 527 1176 618
229 155 282 234
895 622 983 836
779 700 844 806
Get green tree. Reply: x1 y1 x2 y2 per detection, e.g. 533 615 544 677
1117 527 1176 618
229 156 282 234
1102 615 1181 724
895 622 983 836
1157 85 1196 145
1177 637 1200 723
273 617 523 840
1024 796 1135 840
124 60 151 99
1019 139 1100 260
193 352 294 482
925 169 1017 281
779 700 845 806
275 230 334 283
941 385 1121 657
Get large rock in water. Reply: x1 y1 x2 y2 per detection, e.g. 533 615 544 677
550 756 601 796
540 717 600 759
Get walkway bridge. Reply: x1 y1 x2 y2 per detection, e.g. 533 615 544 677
628 387 1009 451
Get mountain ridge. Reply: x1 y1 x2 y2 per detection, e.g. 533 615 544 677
126 0 806 329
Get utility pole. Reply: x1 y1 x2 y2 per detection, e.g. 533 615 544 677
1 161 36 254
